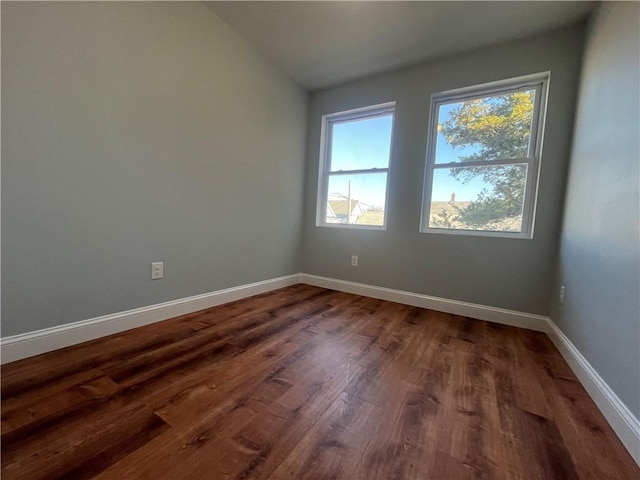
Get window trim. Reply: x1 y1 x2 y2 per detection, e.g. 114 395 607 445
316 102 396 230
420 72 550 239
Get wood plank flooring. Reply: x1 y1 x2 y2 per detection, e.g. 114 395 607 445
1 284 637 479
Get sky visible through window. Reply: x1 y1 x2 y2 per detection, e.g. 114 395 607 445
328 107 488 208
331 115 392 171
329 115 392 208
432 103 487 201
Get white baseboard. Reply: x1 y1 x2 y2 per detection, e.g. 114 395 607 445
0 274 300 364
300 274 639 465
545 318 640 466
299 273 549 331
1 271 637 466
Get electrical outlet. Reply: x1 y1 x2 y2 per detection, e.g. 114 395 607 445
151 262 164 280
351 255 358 267
559 285 565 304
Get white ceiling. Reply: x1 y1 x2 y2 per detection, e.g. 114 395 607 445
206 1 595 91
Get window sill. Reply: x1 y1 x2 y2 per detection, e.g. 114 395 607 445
421 227 533 239
316 223 387 231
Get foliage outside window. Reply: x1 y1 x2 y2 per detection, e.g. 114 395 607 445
317 103 395 229
421 73 549 238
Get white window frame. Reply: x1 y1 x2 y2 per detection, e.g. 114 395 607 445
316 102 396 230
420 72 550 239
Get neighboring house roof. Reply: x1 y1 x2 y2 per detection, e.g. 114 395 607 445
326 203 337 218
328 199 361 215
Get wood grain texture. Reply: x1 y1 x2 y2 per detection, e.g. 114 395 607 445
1 285 637 479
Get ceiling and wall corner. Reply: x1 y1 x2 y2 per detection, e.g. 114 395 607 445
1 1 598 337
206 1 595 91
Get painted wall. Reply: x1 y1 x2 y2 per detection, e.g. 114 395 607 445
2 3 307 336
301 26 585 316
551 3 640 417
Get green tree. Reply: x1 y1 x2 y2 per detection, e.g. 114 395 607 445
440 91 534 228
430 207 457 229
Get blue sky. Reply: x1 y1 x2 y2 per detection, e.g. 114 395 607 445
328 107 489 207
331 114 392 171
431 103 495 202
329 115 392 208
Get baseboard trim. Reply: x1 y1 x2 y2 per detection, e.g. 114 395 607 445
545 318 640 465
2 272 637 466
0 274 300 364
300 273 639 464
299 273 549 331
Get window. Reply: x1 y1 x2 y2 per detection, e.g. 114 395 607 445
421 73 549 238
316 102 395 229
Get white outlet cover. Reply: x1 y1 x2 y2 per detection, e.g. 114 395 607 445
151 262 164 279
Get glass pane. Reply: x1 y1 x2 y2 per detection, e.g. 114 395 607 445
330 114 393 171
435 89 535 164
326 173 387 226
428 164 528 232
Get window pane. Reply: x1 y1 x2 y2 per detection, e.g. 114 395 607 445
330 114 393 171
435 89 535 164
428 164 528 232
326 173 387 226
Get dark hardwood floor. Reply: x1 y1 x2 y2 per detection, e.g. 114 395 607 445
1 284 637 479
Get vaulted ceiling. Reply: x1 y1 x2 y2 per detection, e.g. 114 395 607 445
206 1 595 90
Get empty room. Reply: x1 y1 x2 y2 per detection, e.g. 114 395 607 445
2 1 639 479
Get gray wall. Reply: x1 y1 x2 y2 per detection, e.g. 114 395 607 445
2 3 307 336
551 3 640 417
301 26 585 316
